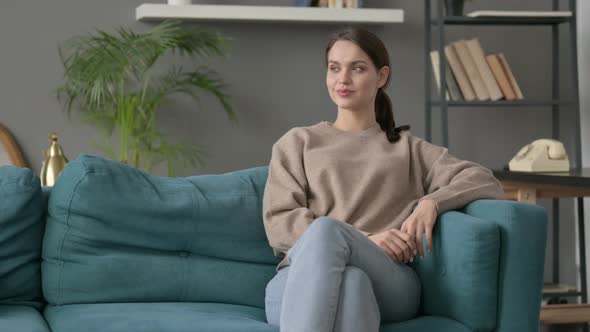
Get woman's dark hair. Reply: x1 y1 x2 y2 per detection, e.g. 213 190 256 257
325 27 410 143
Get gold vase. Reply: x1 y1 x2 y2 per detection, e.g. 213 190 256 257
40 133 68 187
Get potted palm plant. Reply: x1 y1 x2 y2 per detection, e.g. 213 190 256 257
58 20 235 175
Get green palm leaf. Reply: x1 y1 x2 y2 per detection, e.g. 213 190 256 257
144 66 236 123
57 19 234 174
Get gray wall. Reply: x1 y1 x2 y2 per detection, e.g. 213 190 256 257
2 0 579 176
0 0 585 328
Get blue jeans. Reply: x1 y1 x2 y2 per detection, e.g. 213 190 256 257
265 217 421 332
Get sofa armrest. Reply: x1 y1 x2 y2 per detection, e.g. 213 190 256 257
462 199 547 332
413 210 501 331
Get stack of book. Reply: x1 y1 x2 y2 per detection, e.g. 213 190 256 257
327 0 362 8
430 38 524 102
297 0 363 8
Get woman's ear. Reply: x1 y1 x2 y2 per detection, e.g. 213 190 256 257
377 66 390 88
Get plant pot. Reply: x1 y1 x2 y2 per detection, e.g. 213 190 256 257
444 0 464 16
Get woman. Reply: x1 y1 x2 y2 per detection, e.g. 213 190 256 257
262 27 504 332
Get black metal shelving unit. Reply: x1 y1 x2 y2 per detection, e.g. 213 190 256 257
425 0 586 329
424 0 581 167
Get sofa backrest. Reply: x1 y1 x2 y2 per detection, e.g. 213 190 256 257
43 155 280 308
0 166 45 309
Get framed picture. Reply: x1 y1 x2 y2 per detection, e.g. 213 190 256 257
0 123 27 167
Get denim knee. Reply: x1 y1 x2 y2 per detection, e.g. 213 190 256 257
337 266 381 330
287 216 350 264
306 216 345 239
342 266 372 289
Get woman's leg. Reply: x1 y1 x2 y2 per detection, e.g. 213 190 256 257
265 266 289 326
333 266 380 332
279 216 421 332
265 265 380 332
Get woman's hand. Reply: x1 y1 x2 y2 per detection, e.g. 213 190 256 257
401 199 438 259
369 229 417 264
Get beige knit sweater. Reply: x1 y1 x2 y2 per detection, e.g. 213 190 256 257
263 121 505 258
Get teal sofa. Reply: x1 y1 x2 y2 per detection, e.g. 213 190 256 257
0 155 547 332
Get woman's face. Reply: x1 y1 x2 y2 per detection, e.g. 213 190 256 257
326 40 389 112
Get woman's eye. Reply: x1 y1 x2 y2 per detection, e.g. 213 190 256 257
329 67 340 72
353 66 365 72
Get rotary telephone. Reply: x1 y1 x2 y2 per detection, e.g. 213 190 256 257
508 139 570 172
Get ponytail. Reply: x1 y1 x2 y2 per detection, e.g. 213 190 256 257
375 89 410 143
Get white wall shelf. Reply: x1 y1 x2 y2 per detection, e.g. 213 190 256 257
136 4 404 24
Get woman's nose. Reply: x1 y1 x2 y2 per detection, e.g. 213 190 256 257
338 70 352 84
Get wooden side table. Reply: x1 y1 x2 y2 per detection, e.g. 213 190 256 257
493 169 590 328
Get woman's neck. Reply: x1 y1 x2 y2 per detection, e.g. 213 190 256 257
332 109 377 133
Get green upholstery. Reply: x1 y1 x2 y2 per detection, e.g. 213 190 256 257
0 305 50 332
43 155 280 307
0 166 45 309
0 155 547 332
383 316 472 332
412 211 500 331
43 304 471 332
44 303 277 332
463 200 547 332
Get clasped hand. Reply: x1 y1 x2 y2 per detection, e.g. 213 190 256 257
368 200 437 263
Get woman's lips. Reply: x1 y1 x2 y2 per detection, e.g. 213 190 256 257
337 89 353 97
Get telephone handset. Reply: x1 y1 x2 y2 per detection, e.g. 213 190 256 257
509 139 570 172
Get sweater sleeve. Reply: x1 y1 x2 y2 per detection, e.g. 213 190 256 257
411 135 506 214
263 131 316 257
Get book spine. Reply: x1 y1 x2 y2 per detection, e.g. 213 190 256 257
497 53 524 99
343 0 359 8
430 51 450 100
452 40 490 101
445 45 476 101
329 0 344 8
445 58 464 101
466 38 503 101
486 54 516 100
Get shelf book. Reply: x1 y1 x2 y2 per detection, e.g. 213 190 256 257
497 53 524 99
486 54 517 100
444 44 476 101
430 38 524 102
465 39 503 101
452 40 490 101
429 51 463 101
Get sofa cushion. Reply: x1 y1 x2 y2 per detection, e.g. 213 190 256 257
462 200 547 332
43 155 279 307
383 316 472 332
0 305 51 332
44 302 277 332
0 166 45 308
412 211 500 331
